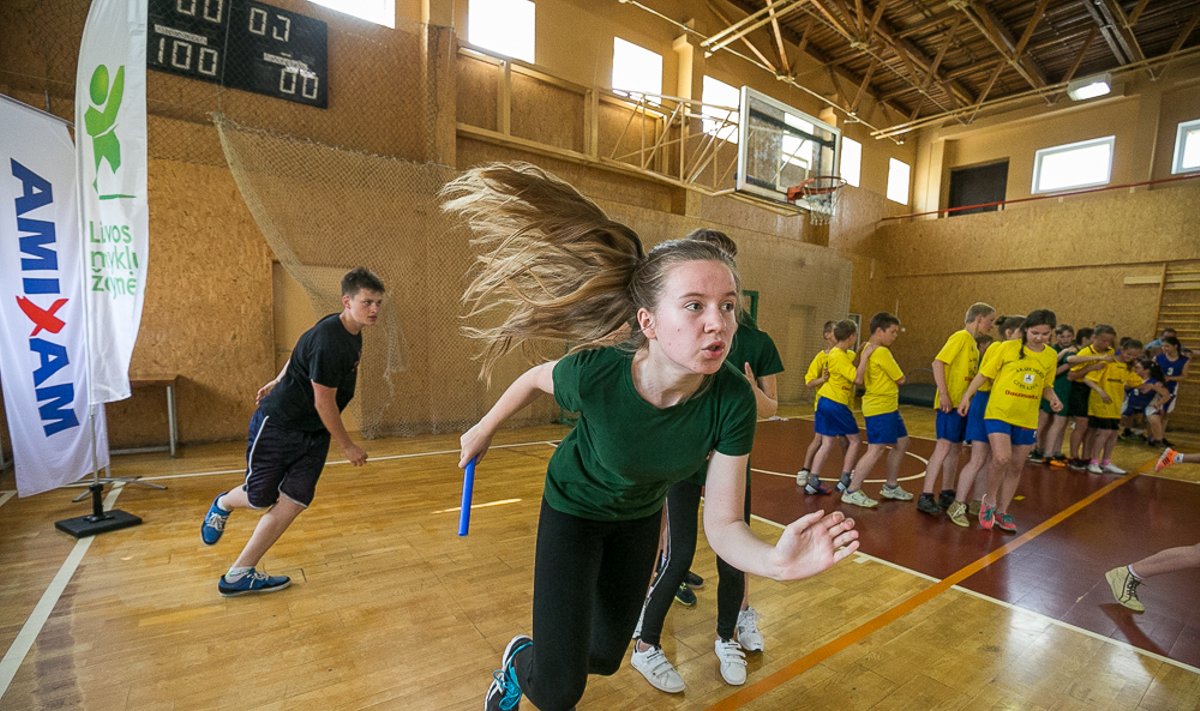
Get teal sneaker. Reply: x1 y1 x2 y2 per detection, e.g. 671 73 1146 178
485 635 532 710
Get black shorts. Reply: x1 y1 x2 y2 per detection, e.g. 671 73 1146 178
1087 416 1120 430
242 407 330 508
1068 381 1092 418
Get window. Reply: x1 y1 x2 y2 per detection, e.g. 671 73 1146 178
781 113 815 171
1032 136 1114 193
308 0 394 28
840 136 861 187
1173 119 1200 174
702 76 740 143
611 37 662 103
887 157 910 204
468 0 534 63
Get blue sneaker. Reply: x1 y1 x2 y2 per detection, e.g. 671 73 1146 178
485 635 532 711
201 493 231 545
217 569 291 597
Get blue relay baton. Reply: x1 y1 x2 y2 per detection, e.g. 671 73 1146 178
458 458 476 536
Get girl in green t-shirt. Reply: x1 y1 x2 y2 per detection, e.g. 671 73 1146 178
443 163 860 711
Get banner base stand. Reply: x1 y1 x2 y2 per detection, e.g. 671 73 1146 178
55 509 142 537
54 483 142 538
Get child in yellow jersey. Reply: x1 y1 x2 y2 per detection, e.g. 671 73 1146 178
840 313 911 508
960 310 1062 533
802 319 861 496
796 321 850 488
918 302 995 523
1083 339 1144 474
953 316 1022 523
1065 324 1117 469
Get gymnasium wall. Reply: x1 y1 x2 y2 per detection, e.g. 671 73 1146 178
0 0 878 450
869 180 1200 377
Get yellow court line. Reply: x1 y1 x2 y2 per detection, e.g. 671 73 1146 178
707 461 1152 710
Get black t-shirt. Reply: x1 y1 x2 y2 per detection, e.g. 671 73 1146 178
261 313 362 432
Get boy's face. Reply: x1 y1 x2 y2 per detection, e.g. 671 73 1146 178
876 324 900 346
1056 330 1074 347
344 288 384 328
823 330 835 346
975 313 996 333
1093 332 1115 351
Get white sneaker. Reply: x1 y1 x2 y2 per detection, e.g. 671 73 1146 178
736 607 764 652
714 639 747 686
1102 463 1126 475
795 469 808 487
840 489 879 508
880 484 914 501
1087 463 1104 474
630 644 685 693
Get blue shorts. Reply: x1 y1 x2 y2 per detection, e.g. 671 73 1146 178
964 390 991 443
865 411 907 445
935 409 967 443
983 418 1037 446
815 398 859 437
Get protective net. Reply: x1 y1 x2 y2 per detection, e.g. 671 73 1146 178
1 0 853 440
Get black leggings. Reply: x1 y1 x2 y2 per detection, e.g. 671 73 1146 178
636 473 752 647
513 498 661 711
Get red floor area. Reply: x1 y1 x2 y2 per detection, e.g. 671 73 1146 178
747 418 1200 669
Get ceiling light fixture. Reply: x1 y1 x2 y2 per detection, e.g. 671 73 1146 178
1067 73 1112 101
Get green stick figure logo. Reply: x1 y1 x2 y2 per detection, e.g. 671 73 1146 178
84 64 135 200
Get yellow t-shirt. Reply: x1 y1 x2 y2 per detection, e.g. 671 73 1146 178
976 340 1010 393
1069 344 1114 376
1086 361 1144 418
805 350 827 412
981 340 1058 429
933 329 979 409
862 346 904 417
816 347 857 407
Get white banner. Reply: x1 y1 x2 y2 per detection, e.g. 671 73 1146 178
76 0 149 405
0 97 111 497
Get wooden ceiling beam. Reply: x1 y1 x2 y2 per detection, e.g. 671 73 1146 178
766 0 792 74
1156 6 1200 79
957 2 1048 90
1098 0 1148 68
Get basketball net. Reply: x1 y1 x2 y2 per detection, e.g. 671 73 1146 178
787 176 847 226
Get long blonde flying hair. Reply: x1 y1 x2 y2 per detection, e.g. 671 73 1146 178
441 162 739 380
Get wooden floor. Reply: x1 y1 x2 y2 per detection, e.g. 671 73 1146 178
1 406 1198 710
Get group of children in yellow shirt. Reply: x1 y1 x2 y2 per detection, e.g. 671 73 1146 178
796 303 1167 534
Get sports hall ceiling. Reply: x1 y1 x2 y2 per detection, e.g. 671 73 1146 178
694 0 1200 135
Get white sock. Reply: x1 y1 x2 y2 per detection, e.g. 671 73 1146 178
1127 564 1143 582
1174 453 1185 464
225 566 253 581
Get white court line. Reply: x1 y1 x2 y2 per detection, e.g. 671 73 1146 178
751 448 930 486
128 439 561 483
0 484 125 701
0 491 15 510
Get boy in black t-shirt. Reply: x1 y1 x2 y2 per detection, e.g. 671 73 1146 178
201 267 385 596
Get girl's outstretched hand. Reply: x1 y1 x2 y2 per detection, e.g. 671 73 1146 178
768 510 859 581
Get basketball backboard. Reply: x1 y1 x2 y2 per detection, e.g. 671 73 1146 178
736 86 840 215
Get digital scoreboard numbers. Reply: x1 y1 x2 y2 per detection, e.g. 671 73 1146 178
148 0 328 108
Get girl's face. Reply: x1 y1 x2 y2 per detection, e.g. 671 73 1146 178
1056 330 1074 347
639 260 739 376
1004 327 1021 341
1132 361 1149 378
823 330 835 347
1024 324 1052 348
1093 332 1115 351
1120 346 1143 364
1162 342 1179 358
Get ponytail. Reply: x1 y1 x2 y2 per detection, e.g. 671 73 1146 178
442 162 645 380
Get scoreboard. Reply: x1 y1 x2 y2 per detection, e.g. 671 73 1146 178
148 0 329 108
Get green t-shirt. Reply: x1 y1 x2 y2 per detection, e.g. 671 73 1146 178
687 317 783 486
549 346 757 521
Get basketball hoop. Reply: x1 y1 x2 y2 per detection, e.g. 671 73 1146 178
786 175 847 226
